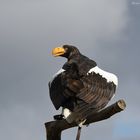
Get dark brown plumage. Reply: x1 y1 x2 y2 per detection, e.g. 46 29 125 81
49 45 118 124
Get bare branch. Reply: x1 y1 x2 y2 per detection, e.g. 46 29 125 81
45 99 126 140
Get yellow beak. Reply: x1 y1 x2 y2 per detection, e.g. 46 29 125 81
52 47 65 57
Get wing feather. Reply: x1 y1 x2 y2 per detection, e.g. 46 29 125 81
76 72 116 110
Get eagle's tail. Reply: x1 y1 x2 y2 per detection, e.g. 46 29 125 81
76 126 82 140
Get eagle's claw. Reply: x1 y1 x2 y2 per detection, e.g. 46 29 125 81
53 114 64 120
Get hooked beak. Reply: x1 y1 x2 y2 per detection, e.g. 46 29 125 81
52 47 65 57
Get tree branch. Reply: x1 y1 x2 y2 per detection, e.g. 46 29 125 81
45 99 126 140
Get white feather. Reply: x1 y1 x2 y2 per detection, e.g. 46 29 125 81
49 68 65 85
62 108 72 119
88 66 118 86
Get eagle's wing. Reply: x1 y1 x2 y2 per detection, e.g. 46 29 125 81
76 72 116 110
49 67 81 110
64 71 117 110
49 69 67 110
65 72 117 124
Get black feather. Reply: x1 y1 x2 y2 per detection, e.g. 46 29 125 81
49 45 117 124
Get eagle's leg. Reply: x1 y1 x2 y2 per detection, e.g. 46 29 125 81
62 108 72 120
53 108 72 121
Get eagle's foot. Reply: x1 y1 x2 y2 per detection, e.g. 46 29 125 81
53 114 64 120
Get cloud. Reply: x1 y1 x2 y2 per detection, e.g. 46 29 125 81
113 119 140 139
1 1 139 140
0 0 128 47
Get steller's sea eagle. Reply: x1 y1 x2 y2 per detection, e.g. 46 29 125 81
48 45 118 139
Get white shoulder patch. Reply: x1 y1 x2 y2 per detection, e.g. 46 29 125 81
52 68 65 78
49 68 65 85
88 66 118 86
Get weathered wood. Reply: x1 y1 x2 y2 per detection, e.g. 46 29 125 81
45 99 126 140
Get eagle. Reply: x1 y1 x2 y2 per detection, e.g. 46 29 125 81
48 45 118 139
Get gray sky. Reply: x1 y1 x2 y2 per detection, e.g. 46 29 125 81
0 0 140 140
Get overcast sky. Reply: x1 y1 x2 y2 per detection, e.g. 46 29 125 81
0 0 140 140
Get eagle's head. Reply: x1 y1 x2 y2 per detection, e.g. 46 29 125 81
52 45 80 59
